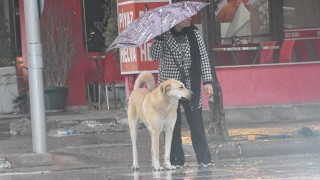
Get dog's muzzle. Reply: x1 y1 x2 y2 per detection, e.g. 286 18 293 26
181 90 193 101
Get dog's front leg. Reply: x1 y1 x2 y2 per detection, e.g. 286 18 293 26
151 130 164 171
164 127 176 170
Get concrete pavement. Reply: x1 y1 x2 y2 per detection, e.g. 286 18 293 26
0 108 320 178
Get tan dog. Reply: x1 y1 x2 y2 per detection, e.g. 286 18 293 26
127 72 193 171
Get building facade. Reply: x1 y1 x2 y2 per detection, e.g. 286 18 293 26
0 0 319 112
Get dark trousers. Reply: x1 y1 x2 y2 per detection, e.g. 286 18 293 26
170 100 211 164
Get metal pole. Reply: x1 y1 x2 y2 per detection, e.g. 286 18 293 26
23 0 47 153
82 0 88 52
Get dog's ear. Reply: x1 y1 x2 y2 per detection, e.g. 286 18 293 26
160 84 170 95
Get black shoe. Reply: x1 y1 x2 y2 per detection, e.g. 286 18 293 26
198 154 214 167
171 157 184 167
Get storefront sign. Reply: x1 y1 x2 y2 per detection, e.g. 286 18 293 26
284 27 320 40
117 0 169 74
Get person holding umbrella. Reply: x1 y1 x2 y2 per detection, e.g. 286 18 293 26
107 1 212 168
150 17 214 167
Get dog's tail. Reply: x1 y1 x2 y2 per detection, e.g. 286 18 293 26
134 72 155 90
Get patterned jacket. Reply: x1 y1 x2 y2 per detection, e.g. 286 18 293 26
150 28 213 108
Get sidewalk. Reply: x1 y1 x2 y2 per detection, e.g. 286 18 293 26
2 108 320 136
1 108 320 174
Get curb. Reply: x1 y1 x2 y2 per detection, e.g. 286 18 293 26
182 136 320 160
19 153 52 167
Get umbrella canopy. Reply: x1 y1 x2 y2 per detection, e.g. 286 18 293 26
107 1 209 51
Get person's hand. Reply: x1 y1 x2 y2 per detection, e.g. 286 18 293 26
204 84 213 96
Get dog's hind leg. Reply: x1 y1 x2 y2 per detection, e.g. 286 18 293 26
151 130 164 171
128 109 140 171
164 127 176 170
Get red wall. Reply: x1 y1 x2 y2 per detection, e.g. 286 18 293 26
202 63 320 108
20 0 87 106
19 0 121 107
60 1 87 106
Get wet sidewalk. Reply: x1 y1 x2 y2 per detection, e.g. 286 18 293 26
1 108 320 178
2 108 320 137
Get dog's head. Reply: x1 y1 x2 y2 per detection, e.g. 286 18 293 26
160 79 193 100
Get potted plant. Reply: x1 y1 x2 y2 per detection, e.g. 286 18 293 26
40 2 77 111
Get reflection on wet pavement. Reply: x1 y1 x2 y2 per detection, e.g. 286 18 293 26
2 153 320 179
112 154 320 179
1 129 320 179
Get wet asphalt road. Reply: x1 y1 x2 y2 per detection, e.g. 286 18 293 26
1 127 320 179
1 153 320 179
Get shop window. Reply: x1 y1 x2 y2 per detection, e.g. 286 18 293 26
0 0 21 67
282 0 320 63
283 0 320 29
210 0 272 66
215 0 270 45
82 0 118 52
82 0 106 52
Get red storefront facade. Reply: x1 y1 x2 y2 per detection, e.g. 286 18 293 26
19 0 125 109
17 0 320 110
